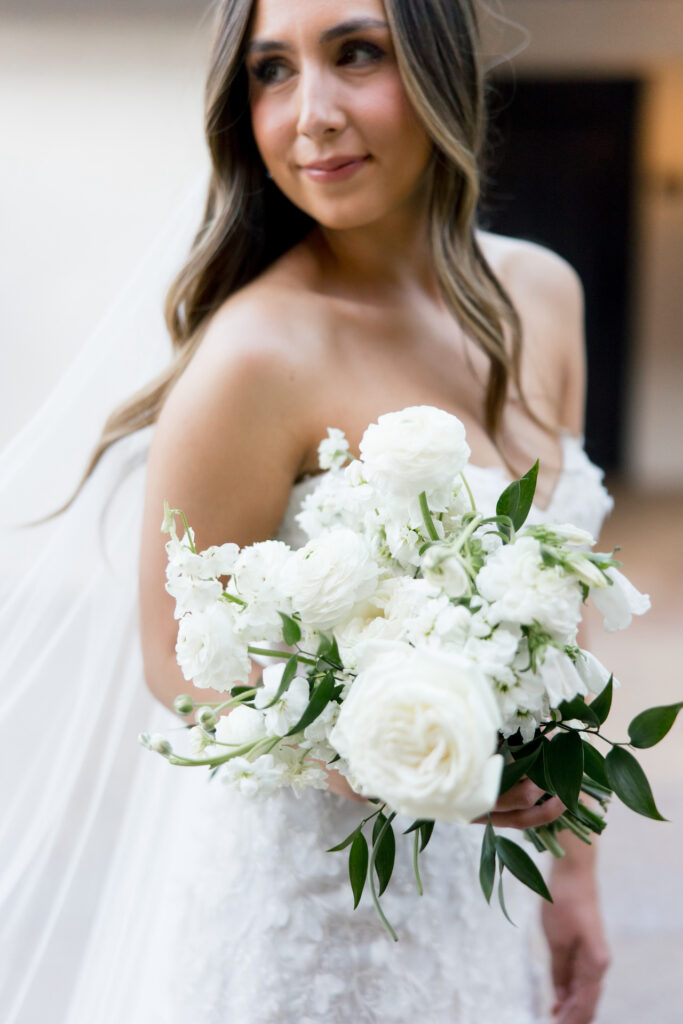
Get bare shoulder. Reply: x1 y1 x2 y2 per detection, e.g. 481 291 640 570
478 230 584 311
477 230 586 433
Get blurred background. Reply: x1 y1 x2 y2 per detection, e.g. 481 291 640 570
1 1 681 1020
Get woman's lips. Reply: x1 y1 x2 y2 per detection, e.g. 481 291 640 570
300 156 371 183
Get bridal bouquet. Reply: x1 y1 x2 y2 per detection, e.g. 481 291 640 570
141 405 679 939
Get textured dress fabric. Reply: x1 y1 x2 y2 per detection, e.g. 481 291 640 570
142 433 613 1024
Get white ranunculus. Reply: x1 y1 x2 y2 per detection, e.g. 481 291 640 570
477 535 583 640
589 567 651 632
287 528 379 632
175 603 251 691
358 406 471 504
318 427 351 471
328 642 503 824
215 704 267 747
253 662 310 737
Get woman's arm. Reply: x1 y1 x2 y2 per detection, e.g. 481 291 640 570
138 297 312 716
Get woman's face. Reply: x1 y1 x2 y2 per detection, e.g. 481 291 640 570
245 0 433 231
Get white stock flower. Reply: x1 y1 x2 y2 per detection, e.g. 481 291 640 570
215 704 267 747
477 535 583 640
318 427 351 471
287 529 379 632
273 744 329 793
574 648 617 695
220 754 284 798
421 543 470 597
359 406 471 504
529 645 589 708
227 540 293 637
175 603 251 691
590 567 651 632
329 642 503 824
253 662 310 737
165 574 223 619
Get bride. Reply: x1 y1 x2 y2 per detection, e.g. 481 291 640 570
2 0 613 1021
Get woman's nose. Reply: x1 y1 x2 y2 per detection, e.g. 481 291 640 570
295 66 347 140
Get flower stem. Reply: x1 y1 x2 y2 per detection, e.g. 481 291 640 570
460 471 476 513
248 645 317 666
369 811 399 942
418 491 440 541
412 830 424 895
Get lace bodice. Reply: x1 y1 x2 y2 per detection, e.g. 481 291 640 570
148 434 613 1024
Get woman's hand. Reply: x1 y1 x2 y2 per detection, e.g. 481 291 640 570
541 862 610 1023
474 778 565 830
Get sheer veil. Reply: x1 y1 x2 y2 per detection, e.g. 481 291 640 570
0 172 214 1023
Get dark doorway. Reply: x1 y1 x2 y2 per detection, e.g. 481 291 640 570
480 77 643 472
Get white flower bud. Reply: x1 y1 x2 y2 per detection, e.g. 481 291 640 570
173 694 195 716
138 731 152 749
149 733 172 755
196 706 218 730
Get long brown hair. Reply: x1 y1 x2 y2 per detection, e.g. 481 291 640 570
55 0 534 518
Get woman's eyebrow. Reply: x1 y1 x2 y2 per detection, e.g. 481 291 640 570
247 17 389 55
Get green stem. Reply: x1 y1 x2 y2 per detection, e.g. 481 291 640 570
419 491 439 541
248 645 317 666
369 811 399 942
532 826 566 858
460 471 476 513
412 829 424 896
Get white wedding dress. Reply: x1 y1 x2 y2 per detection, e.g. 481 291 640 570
74 431 610 1024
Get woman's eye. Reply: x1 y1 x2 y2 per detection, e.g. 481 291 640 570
250 58 290 85
338 40 385 66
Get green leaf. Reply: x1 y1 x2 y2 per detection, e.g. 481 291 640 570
495 460 539 534
589 675 613 725
327 825 360 853
372 815 396 896
278 611 301 645
419 820 435 852
479 820 497 903
495 836 553 902
628 702 683 749
259 655 299 709
557 695 601 728
349 832 369 909
315 632 342 668
582 741 610 789
545 730 584 813
499 748 541 795
605 746 667 820
284 672 339 737
497 867 517 926
525 744 555 795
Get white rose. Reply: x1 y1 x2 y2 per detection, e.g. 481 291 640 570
175 603 251 691
589 567 651 632
329 642 503 824
477 535 583 640
359 406 471 504
287 528 379 632
215 704 267 747
227 540 293 638
254 662 310 737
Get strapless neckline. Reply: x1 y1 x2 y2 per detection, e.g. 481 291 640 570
291 431 587 518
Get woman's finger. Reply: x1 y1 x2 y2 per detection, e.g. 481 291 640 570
488 795 566 829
